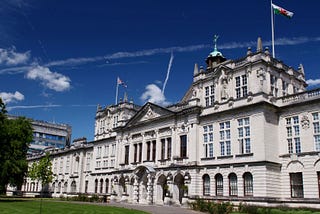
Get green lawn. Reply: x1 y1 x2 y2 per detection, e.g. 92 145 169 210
0 199 149 214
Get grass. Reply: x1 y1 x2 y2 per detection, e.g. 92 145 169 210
0 198 149 214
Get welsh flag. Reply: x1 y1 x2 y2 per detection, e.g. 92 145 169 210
272 3 294 18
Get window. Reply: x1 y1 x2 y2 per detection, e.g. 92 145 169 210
96 146 102 158
134 144 138 163
229 173 238 196
282 80 289 96
139 143 142 162
167 138 172 159
243 172 253 196
124 145 129 164
286 116 301 153
94 179 98 193
146 141 151 161
270 74 278 97
65 156 70 173
104 145 109 157
161 139 166 159
180 135 187 158
100 179 103 193
290 172 304 198
313 112 320 151
204 85 215 107
203 174 210 196
71 181 76 193
235 75 248 98
203 125 214 158
152 140 156 162
215 174 223 196
110 159 115 168
220 121 231 156
238 117 251 154
105 179 109 194
111 144 116 156
86 154 91 171
59 157 63 173
85 180 88 193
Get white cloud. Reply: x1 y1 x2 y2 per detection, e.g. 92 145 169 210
140 84 170 106
6 104 61 111
306 79 320 87
0 47 30 66
0 91 24 104
26 65 71 92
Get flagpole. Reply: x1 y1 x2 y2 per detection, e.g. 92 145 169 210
115 79 119 105
271 0 275 58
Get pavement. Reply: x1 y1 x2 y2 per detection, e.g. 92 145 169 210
107 201 203 214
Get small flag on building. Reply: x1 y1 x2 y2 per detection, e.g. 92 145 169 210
272 3 294 18
117 77 127 88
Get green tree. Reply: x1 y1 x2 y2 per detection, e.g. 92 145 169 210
29 152 53 195
0 97 33 194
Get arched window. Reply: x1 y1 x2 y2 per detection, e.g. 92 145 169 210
229 173 238 196
52 182 55 193
100 179 104 193
58 182 61 193
105 179 109 193
85 180 88 193
215 173 223 196
203 174 210 196
243 172 253 196
94 179 98 193
71 181 77 193
63 182 68 193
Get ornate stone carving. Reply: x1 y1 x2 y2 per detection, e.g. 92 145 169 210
301 115 310 129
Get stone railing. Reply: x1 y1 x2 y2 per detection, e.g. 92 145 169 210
280 88 320 105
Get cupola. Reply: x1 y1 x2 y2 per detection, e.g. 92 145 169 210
206 35 226 68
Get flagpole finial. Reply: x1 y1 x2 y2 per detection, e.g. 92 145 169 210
213 35 219 52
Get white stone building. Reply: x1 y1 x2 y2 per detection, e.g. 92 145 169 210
23 37 320 208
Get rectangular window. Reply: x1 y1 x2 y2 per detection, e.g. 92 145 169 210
111 144 116 156
104 145 109 157
313 112 320 151
204 85 215 107
124 145 129 165
138 143 142 162
203 125 214 158
167 137 172 159
152 140 156 162
238 117 251 154
86 155 91 171
235 75 248 98
286 116 301 154
180 135 187 158
134 144 138 163
220 121 231 156
161 139 166 160
146 141 151 161
290 172 304 198
270 74 278 97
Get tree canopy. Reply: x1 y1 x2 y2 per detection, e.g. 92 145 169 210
0 98 33 194
29 152 53 186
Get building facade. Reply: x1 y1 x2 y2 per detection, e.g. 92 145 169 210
23 37 320 208
8 115 72 154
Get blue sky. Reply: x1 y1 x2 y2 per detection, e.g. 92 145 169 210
1 0 320 142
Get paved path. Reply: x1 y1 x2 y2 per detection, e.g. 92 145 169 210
107 201 202 214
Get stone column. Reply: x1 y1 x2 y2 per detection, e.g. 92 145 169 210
133 175 139 204
146 174 154 204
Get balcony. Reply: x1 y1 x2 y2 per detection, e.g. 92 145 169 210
279 88 320 106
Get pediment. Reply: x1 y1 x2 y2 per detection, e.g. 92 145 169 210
125 102 174 127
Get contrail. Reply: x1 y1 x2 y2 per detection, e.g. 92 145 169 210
162 52 174 94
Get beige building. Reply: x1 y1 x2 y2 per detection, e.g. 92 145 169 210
23 37 320 208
